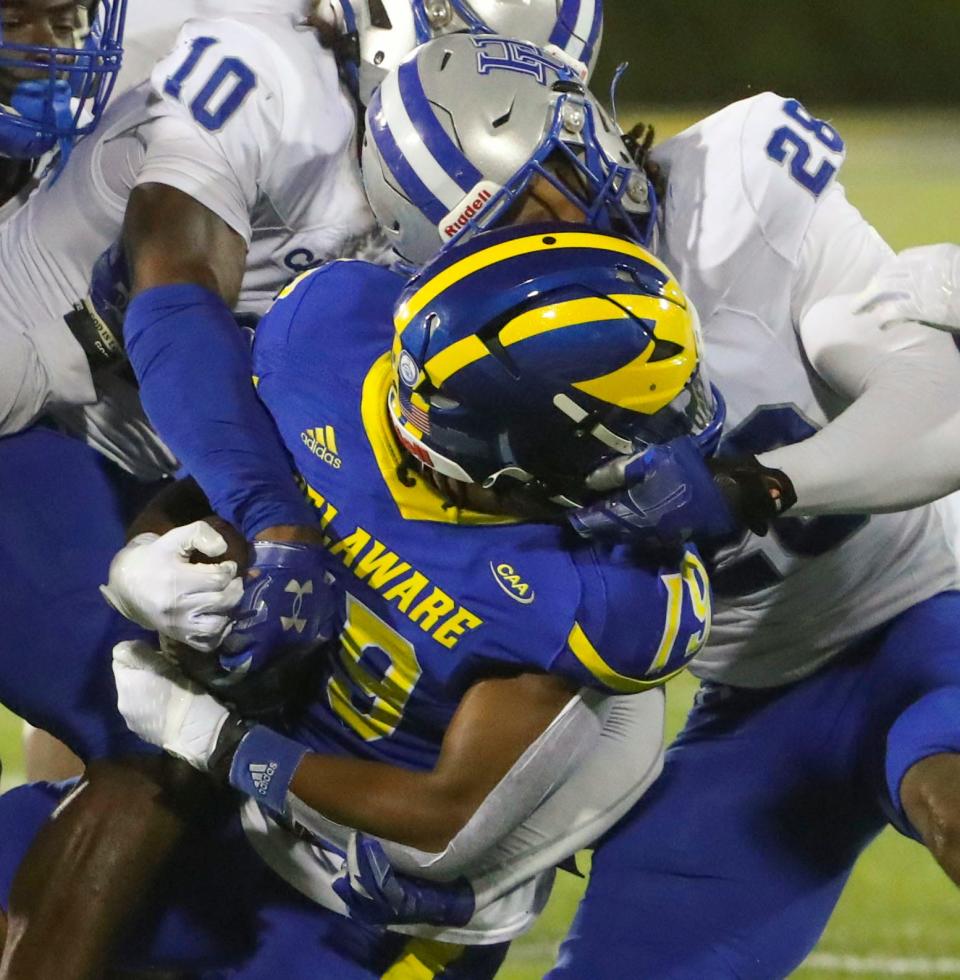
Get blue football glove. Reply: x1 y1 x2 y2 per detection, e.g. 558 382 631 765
218 540 340 679
570 436 795 548
333 834 476 928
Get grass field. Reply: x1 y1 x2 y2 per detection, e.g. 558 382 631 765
1 106 959 979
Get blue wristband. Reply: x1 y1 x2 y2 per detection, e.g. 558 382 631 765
228 724 308 816
125 283 317 536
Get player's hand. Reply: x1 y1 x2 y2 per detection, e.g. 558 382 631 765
570 436 736 547
333 834 476 928
856 243 960 333
570 436 795 546
112 639 230 771
218 540 339 679
100 522 244 652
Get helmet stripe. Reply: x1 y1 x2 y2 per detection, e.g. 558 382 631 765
377 65 467 212
368 86 450 225
548 0 581 57
395 231 673 332
578 0 603 70
499 295 637 347
396 59 484 195
340 0 358 34
549 0 601 66
424 294 659 387
424 335 489 386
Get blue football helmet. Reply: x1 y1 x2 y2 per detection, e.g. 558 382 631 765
316 0 601 103
388 223 724 505
363 32 654 268
0 0 127 161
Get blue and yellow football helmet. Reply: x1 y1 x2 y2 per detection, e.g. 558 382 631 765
388 223 724 504
0 0 127 161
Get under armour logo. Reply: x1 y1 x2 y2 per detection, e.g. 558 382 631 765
281 579 313 633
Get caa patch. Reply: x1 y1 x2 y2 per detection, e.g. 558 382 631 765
490 561 536 605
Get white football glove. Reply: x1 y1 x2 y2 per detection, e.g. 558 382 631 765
112 639 230 771
100 521 244 652
856 243 960 333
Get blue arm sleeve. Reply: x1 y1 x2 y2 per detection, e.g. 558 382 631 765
125 283 317 536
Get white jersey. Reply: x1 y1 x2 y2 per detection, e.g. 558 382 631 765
0 9 377 478
652 93 960 688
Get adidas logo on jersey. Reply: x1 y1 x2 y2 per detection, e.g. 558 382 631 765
249 761 279 797
301 425 342 469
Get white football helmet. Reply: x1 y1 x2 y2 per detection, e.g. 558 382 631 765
315 0 602 102
362 33 655 268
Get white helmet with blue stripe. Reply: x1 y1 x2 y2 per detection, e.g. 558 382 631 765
315 0 602 103
361 32 654 268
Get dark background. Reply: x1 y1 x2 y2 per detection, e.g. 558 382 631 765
594 1 960 106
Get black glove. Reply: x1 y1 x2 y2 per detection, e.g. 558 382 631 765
708 455 797 536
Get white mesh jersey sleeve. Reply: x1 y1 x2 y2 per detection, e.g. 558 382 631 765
239 688 665 945
756 198 960 513
652 93 959 687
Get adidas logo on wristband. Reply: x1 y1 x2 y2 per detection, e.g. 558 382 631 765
249 761 279 796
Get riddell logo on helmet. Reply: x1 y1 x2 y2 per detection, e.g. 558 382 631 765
440 181 501 240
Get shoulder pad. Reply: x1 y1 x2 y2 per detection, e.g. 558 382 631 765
450 533 586 677
150 15 342 124
741 93 847 261
551 545 711 693
254 261 403 377
655 93 846 268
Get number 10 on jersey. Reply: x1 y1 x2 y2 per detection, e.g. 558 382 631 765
164 36 257 132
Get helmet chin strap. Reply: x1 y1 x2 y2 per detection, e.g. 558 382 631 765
481 465 582 511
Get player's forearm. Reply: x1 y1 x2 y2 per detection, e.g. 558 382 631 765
122 186 317 537
760 293 960 514
123 284 318 537
289 755 478 853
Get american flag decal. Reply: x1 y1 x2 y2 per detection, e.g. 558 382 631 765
400 390 431 433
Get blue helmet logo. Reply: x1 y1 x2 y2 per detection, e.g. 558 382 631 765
474 37 570 86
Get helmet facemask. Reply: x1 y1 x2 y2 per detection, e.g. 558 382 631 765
0 0 127 163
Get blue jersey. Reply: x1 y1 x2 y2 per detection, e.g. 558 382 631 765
252 261 712 771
